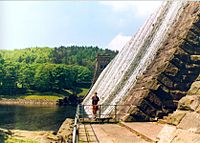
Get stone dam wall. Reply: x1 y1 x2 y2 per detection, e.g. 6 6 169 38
119 2 200 121
83 1 200 122
83 1 188 116
156 74 200 142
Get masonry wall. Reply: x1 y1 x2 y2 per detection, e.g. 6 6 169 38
92 55 111 84
156 74 200 142
118 2 200 121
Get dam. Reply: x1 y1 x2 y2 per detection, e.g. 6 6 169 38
75 1 200 142
83 1 200 121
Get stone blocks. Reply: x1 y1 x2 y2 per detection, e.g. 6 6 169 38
178 112 200 134
178 95 200 111
120 2 200 121
165 110 187 126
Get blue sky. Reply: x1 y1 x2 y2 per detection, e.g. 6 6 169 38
0 1 162 51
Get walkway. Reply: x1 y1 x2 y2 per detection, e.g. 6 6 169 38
78 122 166 143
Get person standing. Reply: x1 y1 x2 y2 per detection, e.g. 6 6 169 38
92 92 100 118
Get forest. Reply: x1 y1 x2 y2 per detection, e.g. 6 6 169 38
0 46 118 96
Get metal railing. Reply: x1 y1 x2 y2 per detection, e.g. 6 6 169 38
72 104 129 143
79 104 120 122
72 104 80 143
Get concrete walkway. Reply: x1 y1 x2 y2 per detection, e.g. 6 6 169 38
78 122 177 143
78 122 164 143
121 122 164 142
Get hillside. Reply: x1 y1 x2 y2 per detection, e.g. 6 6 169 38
0 46 118 97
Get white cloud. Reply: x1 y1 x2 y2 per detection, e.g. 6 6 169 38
100 1 162 17
102 1 163 51
106 34 131 51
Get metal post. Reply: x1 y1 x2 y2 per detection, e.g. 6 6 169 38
75 128 78 143
77 104 80 122
73 104 79 143
81 105 84 122
99 105 101 118
114 105 117 122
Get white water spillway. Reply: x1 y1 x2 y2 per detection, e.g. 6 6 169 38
82 1 188 116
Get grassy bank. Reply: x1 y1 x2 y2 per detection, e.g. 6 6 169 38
0 92 64 101
0 88 89 101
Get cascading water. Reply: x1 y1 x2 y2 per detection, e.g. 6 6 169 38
82 1 188 117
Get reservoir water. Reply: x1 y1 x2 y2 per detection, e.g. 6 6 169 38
0 104 76 131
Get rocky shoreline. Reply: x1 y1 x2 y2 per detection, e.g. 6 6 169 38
57 118 74 143
0 98 57 105
0 99 75 142
0 118 74 143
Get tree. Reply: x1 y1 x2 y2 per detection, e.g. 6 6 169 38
0 54 4 94
2 62 19 95
0 46 118 95
34 64 53 92
18 63 38 89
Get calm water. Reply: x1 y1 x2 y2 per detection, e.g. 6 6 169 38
0 104 76 131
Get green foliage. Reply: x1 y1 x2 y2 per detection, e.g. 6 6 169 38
34 64 74 92
0 134 7 143
0 47 52 64
49 46 117 71
0 46 117 96
18 63 38 89
0 54 4 93
77 88 90 97
22 95 63 100
0 62 19 95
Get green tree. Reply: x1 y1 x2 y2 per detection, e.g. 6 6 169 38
0 54 4 94
34 64 53 92
18 63 38 89
0 46 118 95
2 62 19 95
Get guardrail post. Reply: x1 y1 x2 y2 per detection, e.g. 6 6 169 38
72 104 80 143
81 105 84 122
75 127 78 143
99 105 101 118
77 104 80 122
114 105 117 122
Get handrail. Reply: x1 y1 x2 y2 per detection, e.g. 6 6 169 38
72 104 130 143
82 104 131 106
72 104 80 143
79 104 130 122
